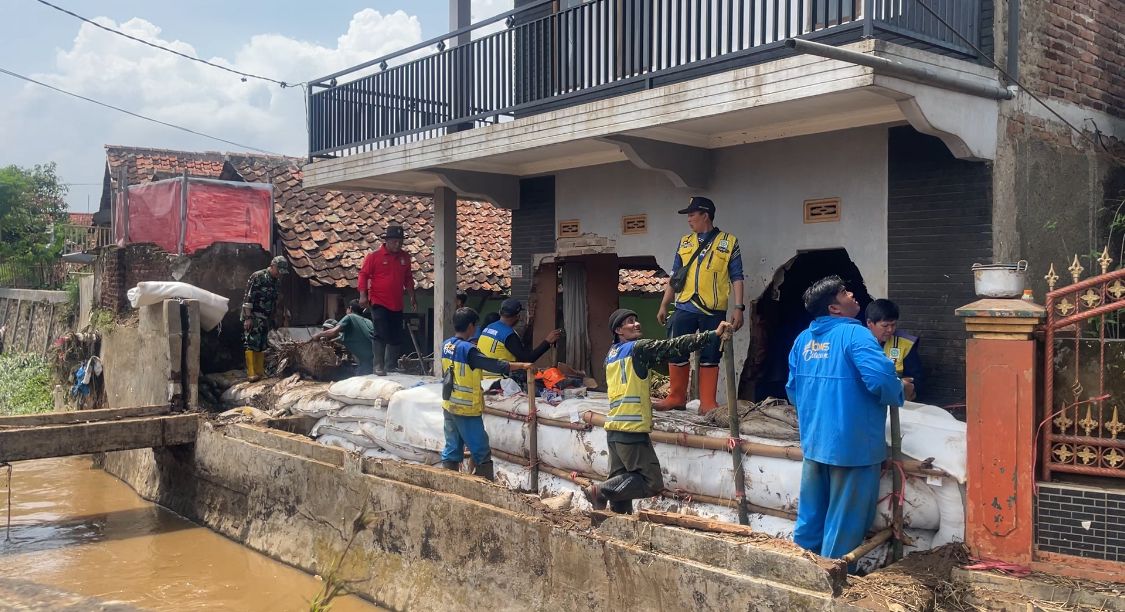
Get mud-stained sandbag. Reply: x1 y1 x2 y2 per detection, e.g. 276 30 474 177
311 420 374 448
317 435 363 453
536 426 611 476
873 475 941 531
704 398 799 441
291 393 346 418
890 402 967 483
386 384 445 452
274 383 331 414
337 403 388 422
328 375 405 405
930 478 966 547
220 380 272 406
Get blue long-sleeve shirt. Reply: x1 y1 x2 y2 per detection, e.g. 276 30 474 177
786 316 904 467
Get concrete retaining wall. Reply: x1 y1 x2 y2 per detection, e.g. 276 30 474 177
100 299 200 409
102 422 845 611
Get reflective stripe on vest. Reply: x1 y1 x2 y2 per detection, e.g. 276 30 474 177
604 341 653 433
884 334 917 377
478 321 518 380
441 337 484 416
674 231 736 312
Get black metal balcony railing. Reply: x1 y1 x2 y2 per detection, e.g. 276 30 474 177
309 0 980 158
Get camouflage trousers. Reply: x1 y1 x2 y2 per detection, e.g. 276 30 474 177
243 316 271 352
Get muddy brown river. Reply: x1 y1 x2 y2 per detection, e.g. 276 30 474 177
0 456 379 611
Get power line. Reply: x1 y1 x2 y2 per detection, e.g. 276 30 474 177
33 0 294 88
0 65 285 156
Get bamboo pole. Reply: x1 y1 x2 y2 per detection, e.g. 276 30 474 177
890 405 904 562
482 406 590 431
578 411 950 479
638 509 758 536
723 336 749 525
527 385 539 493
842 528 894 564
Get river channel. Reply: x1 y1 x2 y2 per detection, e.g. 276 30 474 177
0 456 379 611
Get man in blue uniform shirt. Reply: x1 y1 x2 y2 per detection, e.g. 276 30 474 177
786 276 904 561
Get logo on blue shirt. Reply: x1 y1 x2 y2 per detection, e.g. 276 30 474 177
802 340 831 361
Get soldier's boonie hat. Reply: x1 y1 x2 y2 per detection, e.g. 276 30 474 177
271 255 290 274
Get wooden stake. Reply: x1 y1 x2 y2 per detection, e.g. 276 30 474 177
723 336 749 525
638 509 759 536
842 528 894 564
890 405 904 562
527 382 539 493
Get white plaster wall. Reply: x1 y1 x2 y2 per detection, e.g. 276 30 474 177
554 126 890 393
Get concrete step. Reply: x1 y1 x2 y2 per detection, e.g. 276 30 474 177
952 568 1125 611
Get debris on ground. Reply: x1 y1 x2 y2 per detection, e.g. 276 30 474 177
841 544 971 611
268 338 350 381
703 396 800 441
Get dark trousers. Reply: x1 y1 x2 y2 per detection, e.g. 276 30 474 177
600 436 664 513
669 309 724 366
369 305 403 373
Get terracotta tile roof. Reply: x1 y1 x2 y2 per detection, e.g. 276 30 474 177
67 213 94 226
619 268 667 294
103 146 511 292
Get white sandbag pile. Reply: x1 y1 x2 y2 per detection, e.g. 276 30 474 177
128 281 230 331
305 373 968 559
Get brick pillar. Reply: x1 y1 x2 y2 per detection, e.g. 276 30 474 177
955 298 1046 565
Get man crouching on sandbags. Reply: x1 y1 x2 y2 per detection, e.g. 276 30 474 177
584 309 731 513
440 307 531 481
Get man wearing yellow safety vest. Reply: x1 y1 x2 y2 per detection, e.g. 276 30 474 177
584 308 731 513
440 307 531 481
656 196 746 414
477 298 562 388
865 299 921 401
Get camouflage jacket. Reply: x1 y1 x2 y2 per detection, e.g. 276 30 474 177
629 330 719 375
241 268 281 321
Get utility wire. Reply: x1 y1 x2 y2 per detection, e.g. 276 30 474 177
0 66 284 156
33 0 293 88
915 0 1122 162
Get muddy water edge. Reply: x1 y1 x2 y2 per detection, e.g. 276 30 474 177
0 456 380 611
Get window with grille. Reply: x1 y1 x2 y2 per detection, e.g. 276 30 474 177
803 198 841 223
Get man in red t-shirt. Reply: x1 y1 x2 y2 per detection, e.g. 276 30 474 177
358 225 417 375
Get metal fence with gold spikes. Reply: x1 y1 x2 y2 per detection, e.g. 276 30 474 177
1042 246 1125 480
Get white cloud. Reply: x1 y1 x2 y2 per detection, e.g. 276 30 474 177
1 9 425 210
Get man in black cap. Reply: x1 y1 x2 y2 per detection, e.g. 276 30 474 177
358 225 417 375
584 308 730 513
477 298 562 386
655 196 745 415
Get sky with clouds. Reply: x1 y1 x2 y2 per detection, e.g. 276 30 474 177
0 1 512 212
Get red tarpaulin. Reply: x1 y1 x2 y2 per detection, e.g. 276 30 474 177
116 178 272 254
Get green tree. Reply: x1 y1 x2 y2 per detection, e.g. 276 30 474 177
0 163 69 263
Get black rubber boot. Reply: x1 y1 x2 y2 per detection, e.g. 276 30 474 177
472 460 495 481
441 461 460 471
582 484 608 511
372 339 386 376
609 500 633 514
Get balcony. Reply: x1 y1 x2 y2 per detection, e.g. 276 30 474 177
308 0 983 160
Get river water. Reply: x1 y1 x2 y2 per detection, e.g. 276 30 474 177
0 456 379 611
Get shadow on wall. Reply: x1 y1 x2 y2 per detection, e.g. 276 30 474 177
741 248 872 401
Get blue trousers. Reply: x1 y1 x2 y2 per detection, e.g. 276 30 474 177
669 308 724 366
441 412 491 465
793 459 881 560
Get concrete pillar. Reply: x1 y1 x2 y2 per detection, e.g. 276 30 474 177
450 0 471 45
955 298 1045 565
433 187 458 375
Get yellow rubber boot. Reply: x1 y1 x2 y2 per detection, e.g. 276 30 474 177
245 350 260 382
254 351 266 380
654 363 689 410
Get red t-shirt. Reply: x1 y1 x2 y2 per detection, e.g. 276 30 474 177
358 246 414 312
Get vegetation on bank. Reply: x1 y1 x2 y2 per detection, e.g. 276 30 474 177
0 353 54 415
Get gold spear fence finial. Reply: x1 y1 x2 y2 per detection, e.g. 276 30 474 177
1045 263 1059 291
1069 255 1085 284
1097 246 1114 275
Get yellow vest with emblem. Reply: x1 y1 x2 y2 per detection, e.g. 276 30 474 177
883 334 917 377
604 341 653 433
675 231 737 312
477 321 517 381
441 337 484 416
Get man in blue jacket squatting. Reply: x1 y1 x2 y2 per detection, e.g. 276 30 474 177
786 276 904 561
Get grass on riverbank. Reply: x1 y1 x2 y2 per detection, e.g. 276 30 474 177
0 353 54 415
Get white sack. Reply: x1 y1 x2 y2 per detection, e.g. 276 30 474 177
890 402 967 483
127 281 230 331
328 375 405 404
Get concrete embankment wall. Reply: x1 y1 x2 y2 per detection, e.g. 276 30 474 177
103 422 844 611
100 300 200 410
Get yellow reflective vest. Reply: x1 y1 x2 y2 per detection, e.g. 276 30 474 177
674 230 738 312
478 320 517 380
441 337 484 416
884 333 917 377
604 341 653 433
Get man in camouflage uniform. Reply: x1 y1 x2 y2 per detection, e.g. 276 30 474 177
241 256 289 381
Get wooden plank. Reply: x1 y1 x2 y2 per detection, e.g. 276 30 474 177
43 303 57 356
637 509 759 536
0 405 171 428
0 414 198 463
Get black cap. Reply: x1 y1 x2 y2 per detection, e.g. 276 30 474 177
608 308 638 341
384 225 405 239
677 196 716 216
499 298 523 316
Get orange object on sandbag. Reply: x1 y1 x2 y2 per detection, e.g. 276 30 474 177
535 367 566 390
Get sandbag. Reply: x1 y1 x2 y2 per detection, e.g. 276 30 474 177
275 383 330 414
317 435 363 453
931 478 966 547
328 375 405 405
890 402 967 483
873 474 941 531
127 281 230 331
386 384 446 452
291 393 346 418
337 403 388 422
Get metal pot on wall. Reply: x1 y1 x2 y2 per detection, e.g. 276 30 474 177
972 261 1029 298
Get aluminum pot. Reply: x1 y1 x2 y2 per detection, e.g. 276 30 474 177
971 261 1029 298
